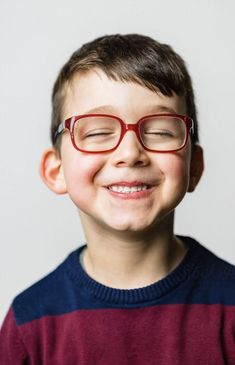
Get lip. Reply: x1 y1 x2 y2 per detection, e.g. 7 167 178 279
106 181 152 188
104 181 154 200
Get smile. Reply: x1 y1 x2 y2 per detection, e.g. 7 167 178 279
108 185 149 193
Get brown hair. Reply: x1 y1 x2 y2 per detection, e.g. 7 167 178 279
51 34 199 150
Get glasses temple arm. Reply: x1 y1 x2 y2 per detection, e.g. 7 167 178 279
53 121 65 144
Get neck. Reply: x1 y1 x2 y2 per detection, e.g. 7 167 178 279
79 213 187 290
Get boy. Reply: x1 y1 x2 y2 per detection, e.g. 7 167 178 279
0 33 235 364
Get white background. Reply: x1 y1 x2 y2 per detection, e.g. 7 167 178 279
1 0 235 325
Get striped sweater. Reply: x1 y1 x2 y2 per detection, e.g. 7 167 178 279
1 236 235 364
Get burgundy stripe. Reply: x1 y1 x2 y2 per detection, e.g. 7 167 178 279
11 304 235 364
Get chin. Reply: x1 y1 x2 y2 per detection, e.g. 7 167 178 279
109 210 174 234
104 217 155 233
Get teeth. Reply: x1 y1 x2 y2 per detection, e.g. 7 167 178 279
109 185 149 193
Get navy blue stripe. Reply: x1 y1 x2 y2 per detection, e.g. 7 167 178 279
13 237 235 325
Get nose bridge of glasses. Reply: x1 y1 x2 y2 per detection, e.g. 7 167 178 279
122 123 140 141
124 123 138 131
118 123 143 150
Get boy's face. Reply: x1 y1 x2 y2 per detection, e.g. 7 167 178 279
47 69 203 234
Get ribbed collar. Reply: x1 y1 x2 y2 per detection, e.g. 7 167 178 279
65 236 202 305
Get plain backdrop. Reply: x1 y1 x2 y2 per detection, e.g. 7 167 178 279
1 0 235 325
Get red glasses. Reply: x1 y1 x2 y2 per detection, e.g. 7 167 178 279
53 113 194 153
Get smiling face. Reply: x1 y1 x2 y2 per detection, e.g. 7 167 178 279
48 69 202 235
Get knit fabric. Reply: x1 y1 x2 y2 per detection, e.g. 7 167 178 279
1 236 235 364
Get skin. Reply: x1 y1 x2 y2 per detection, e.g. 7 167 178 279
40 69 204 289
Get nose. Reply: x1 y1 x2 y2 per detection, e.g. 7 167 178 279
110 130 150 167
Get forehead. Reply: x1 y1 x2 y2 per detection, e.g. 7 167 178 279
62 69 186 120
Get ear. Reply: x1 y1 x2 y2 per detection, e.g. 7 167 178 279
39 148 67 194
188 145 204 193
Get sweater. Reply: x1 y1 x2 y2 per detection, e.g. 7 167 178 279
1 236 235 364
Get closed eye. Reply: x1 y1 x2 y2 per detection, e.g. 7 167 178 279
86 132 113 137
144 130 175 137
82 129 116 138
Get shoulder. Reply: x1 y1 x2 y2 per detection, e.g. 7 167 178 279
183 236 235 275
193 238 235 280
183 236 235 304
12 247 82 326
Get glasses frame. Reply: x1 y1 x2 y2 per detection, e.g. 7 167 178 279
54 113 194 153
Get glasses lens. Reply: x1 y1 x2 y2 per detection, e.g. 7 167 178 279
74 116 121 152
139 116 187 151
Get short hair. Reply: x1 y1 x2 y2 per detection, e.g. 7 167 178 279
51 34 199 150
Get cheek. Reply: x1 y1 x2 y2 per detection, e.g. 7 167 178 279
157 152 191 191
62 152 106 192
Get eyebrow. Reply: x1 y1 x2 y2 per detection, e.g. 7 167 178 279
84 105 117 114
84 104 178 115
145 105 178 114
